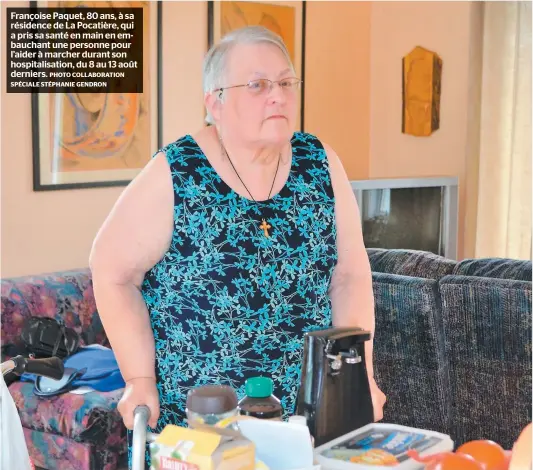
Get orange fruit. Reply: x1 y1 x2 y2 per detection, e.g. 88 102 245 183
407 449 484 470
432 453 485 470
457 440 507 470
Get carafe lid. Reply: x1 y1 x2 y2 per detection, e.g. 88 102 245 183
186 385 238 415
245 376 273 398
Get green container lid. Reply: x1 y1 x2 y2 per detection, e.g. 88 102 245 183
245 376 273 398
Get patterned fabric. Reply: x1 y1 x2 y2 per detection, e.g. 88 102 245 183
372 272 451 435
453 258 532 282
1 269 108 348
24 427 123 470
367 248 456 280
134 132 337 466
1 269 125 470
8 381 125 443
439 275 532 449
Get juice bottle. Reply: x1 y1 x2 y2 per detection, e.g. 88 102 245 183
238 377 283 420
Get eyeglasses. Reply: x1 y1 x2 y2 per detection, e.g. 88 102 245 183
216 77 302 96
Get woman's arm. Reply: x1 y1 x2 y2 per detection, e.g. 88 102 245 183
324 143 376 377
89 152 174 383
324 142 386 420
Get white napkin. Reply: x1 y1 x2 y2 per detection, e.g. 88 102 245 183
237 419 315 470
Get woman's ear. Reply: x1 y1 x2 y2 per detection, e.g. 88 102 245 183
205 91 223 122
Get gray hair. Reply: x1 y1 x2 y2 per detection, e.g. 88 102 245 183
203 25 295 124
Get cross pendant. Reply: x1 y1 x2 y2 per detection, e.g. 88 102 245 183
259 218 271 237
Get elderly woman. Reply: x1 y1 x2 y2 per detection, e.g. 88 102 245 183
90 25 385 465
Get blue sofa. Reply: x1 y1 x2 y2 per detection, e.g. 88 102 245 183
369 248 532 450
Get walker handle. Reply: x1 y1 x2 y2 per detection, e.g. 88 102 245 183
132 405 151 470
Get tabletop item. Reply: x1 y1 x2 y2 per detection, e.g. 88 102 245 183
289 415 315 448
239 377 283 421
295 327 374 447
236 418 317 470
313 422 453 470
149 422 255 470
186 384 239 428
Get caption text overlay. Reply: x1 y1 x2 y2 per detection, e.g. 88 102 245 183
7 7 143 93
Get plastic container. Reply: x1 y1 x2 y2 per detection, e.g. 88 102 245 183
313 422 454 470
238 376 283 420
186 384 239 428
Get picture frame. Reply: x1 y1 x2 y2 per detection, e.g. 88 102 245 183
31 1 162 191
207 0 306 131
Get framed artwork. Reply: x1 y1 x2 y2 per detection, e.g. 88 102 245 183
207 0 306 131
31 1 162 191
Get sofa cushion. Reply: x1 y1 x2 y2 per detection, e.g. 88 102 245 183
453 258 532 282
372 272 450 435
1 268 108 348
439 275 532 449
9 381 126 445
367 248 456 280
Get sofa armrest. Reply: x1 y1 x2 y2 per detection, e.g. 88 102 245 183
1 268 109 350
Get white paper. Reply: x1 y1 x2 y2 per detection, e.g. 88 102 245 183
237 419 315 470
0 374 33 470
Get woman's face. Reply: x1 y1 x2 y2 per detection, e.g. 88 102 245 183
216 42 299 147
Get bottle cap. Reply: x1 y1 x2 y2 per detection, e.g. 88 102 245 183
186 385 238 415
288 415 307 426
245 376 273 398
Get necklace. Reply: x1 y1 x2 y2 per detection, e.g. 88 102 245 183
219 138 281 238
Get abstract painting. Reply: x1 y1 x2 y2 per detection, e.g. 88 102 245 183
208 0 306 131
32 0 162 190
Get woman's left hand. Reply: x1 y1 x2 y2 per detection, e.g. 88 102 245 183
369 377 386 422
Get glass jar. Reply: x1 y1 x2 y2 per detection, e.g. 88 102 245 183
186 384 239 428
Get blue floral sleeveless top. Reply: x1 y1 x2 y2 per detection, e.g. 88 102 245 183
141 131 338 430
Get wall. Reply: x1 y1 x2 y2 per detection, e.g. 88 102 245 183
305 1 372 179
367 1 483 259
463 3 484 261
1 2 207 277
370 1 472 178
1 88 125 278
1 1 482 277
